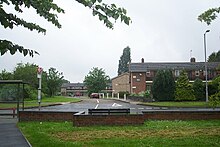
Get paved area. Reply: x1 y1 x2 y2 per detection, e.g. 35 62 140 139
0 116 30 147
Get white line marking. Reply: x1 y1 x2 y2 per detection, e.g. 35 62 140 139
95 104 99 109
97 100 99 103
112 103 122 107
138 108 144 110
130 108 136 110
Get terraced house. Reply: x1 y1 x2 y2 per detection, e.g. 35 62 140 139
112 58 220 94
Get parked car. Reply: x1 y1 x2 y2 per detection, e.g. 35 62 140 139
90 93 99 98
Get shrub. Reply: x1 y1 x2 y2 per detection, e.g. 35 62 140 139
175 71 195 101
152 70 175 101
209 92 220 109
119 91 129 98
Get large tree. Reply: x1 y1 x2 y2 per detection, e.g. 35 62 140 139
0 0 131 57
175 71 195 101
208 50 220 62
118 46 131 75
84 67 110 95
152 70 175 101
47 67 64 97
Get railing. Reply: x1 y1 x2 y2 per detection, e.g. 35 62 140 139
88 108 130 115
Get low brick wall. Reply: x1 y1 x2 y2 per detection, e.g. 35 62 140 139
19 111 77 122
19 110 220 125
143 110 220 120
73 114 144 126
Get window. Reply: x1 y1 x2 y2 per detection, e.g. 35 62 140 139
136 78 140 82
133 76 136 79
146 71 150 76
175 70 180 77
195 71 199 76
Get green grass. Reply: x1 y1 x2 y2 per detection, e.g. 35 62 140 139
0 96 81 108
142 101 220 108
18 120 220 147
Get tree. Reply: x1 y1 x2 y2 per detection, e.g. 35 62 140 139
175 71 195 101
13 63 38 88
208 50 220 62
152 70 175 101
118 46 131 75
0 0 131 57
198 7 220 25
0 69 13 80
192 78 205 101
47 67 64 97
84 67 110 95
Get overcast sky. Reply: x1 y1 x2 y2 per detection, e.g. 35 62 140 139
1 0 220 82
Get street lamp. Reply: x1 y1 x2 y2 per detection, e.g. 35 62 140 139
204 30 210 102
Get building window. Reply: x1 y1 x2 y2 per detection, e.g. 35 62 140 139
146 71 150 76
195 70 200 76
175 70 180 77
203 70 206 76
136 78 140 82
132 86 136 89
133 76 136 79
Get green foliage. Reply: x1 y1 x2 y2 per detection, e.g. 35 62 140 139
152 70 175 101
13 63 39 88
175 71 195 101
118 46 131 75
209 75 220 96
192 78 205 101
208 50 220 62
84 67 110 95
0 0 131 57
0 84 17 101
198 7 220 25
47 67 64 97
209 92 220 109
0 69 13 80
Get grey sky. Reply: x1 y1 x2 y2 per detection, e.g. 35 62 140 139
1 0 220 82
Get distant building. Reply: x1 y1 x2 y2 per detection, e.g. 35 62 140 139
61 82 112 96
61 83 87 96
112 58 220 94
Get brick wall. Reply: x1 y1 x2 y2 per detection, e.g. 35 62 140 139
73 114 144 126
112 73 130 93
143 110 220 120
19 111 77 121
19 110 220 126
131 72 146 94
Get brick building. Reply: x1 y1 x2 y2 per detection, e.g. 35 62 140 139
111 58 220 94
112 72 130 94
61 83 112 96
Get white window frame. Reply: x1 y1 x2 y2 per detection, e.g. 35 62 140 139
175 70 180 77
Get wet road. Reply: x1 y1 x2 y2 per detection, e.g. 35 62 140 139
27 98 160 114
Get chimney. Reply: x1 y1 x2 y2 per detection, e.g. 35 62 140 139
190 57 196 62
141 58 144 63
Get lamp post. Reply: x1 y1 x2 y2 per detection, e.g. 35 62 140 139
204 30 210 102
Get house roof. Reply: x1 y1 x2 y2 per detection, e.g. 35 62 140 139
111 72 129 80
129 62 220 72
61 83 84 88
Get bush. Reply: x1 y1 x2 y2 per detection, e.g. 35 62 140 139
152 70 175 101
175 71 195 101
193 78 205 101
209 92 220 109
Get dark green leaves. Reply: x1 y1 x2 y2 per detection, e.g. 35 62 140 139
198 7 220 25
0 40 39 57
76 0 131 29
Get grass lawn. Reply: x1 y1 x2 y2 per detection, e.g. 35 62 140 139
0 96 81 108
18 120 220 147
142 101 220 108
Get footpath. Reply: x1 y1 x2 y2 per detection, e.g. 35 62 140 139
0 116 31 147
